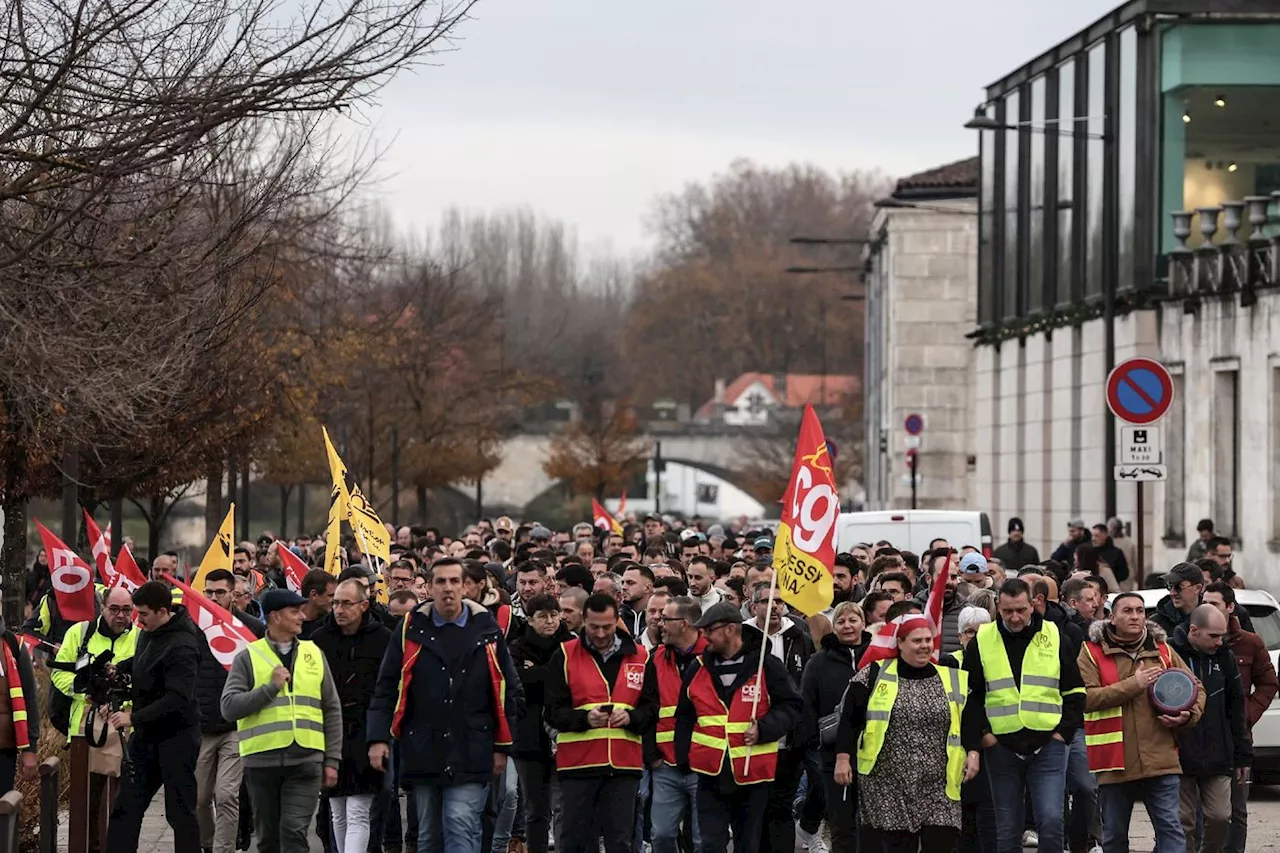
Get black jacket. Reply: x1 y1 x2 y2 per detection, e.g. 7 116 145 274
1152 597 1193 636
801 633 860 767
543 630 658 779
1093 536 1130 584
1043 601 1085 657
507 623 571 762
962 613 1086 755
125 606 202 740
312 610 392 796
992 539 1041 573
1169 626 1252 777
367 601 523 788
196 608 264 735
672 625 804 777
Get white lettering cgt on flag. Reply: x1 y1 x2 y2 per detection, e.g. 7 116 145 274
50 548 92 596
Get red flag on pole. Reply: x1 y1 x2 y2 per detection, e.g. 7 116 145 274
34 521 97 623
591 499 622 535
112 544 147 592
275 541 309 593
163 574 257 671
82 510 113 584
924 558 950 660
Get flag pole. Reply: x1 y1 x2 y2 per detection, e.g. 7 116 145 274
742 569 779 775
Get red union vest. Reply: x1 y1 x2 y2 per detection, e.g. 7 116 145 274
1082 640 1172 772
494 604 513 638
685 660 778 785
555 638 649 772
654 638 709 766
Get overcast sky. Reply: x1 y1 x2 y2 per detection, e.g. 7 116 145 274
359 0 1123 254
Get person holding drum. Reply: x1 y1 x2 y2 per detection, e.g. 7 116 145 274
1077 590 1205 853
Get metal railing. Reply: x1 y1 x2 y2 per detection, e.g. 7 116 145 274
0 790 21 853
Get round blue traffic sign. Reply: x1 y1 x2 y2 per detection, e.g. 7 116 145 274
1106 358 1174 425
904 413 924 435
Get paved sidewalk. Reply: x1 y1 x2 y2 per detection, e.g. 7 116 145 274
55 790 325 853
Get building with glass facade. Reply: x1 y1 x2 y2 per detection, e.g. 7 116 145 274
973 0 1280 584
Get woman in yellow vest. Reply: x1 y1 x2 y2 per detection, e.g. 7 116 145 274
832 614 981 851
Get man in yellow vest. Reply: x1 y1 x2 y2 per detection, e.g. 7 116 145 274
543 592 657 853
221 588 343 853
965 577 1087 853
673 601 802 853
51 586 138 853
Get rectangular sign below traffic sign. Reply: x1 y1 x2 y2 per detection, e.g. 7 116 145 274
1120 426 1162 465
1114 464 1167 482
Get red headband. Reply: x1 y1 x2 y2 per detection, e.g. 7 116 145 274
893 615 931 643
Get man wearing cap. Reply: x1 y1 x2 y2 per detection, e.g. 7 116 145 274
1153 562 1205 636
1078 590 1203 853
994 518 1040 574
1051 520 1090 565
965 578 1087 853
674 602 803 853
543 593 656 853
221 588 344 853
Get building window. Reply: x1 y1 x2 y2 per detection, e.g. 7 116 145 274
1028 76 1046 314
1164 370 1185 542
1003 90 1021 320
1056 59 1077 308
1212 366 1241 538
1117 26 1137 291
1084 41 1106 300
979 111 997 326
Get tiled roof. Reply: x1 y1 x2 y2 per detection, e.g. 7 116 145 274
893 156 980 196
695 372 860 420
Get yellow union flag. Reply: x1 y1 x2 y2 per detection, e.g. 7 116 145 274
348 483 390 566
321 426 390 568
772 405 839 616
322 427 350 576
192 503 234 592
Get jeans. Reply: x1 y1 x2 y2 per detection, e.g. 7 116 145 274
1178 775 1231 853
696 773 769 853
244 762 324 853
650 764 701 853
558 775 638 853
489 761 519 853
332 794 376 853
416 783 489 853
1226 772 1247 853
514 759 560 853
1067 728 1099 850
106 731 201 853
197 731 244 853
1098 774 1184 853
761 747 804 853
984 737 1068 853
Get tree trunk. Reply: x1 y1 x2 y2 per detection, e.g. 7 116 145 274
416 486 427 524
297 485 307 538
2 493 27 629
240 464 250 542
61 447 79 546
147 495 163 562
110 498 124 560
279 485 291 540
205 463 224 543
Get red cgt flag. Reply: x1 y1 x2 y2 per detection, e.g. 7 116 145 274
112 544 147 592
34 521 98 623
591 499 622 535
275 541 309 593
771 405 839 616
82 510 113 584
163 574 257 671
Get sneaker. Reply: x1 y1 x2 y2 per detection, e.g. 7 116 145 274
1021 829 1039 847
796 824 830 853
1088 846 1102 853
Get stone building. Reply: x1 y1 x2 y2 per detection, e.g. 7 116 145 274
863 159 979 511
970 0 1280 587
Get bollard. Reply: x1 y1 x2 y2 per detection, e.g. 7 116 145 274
0 790 22 853
39 757 61 853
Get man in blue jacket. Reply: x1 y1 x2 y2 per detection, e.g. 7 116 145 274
367 558 524 853
1169 604 1251 853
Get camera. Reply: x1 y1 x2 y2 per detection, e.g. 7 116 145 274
72 651 132 746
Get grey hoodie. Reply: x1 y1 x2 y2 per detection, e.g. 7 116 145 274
220 636 343 770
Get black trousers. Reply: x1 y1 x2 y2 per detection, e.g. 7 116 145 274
860 824 958 853
760 747 805 853
558 774 638 853
105 730 201 853
516 758 555 853
822 767 858 853
696 773 769 853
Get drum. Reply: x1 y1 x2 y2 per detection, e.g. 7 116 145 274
1149 668 1199 715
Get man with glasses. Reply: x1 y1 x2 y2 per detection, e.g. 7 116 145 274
387 561 416 595
1153 563 1205 635
192 570 264 853
51 586 136 853
644 595 706 853
233 576 263 620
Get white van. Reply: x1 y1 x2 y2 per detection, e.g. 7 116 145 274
836 510 994 557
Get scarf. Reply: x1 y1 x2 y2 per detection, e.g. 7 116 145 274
1104 622 1147 655
1 640 29 751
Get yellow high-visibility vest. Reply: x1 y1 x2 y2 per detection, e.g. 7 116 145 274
50 620 138 737
856 659 968 800
976 621 1082 734
237 638 326 756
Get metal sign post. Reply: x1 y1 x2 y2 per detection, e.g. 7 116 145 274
1106 358 1175 584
